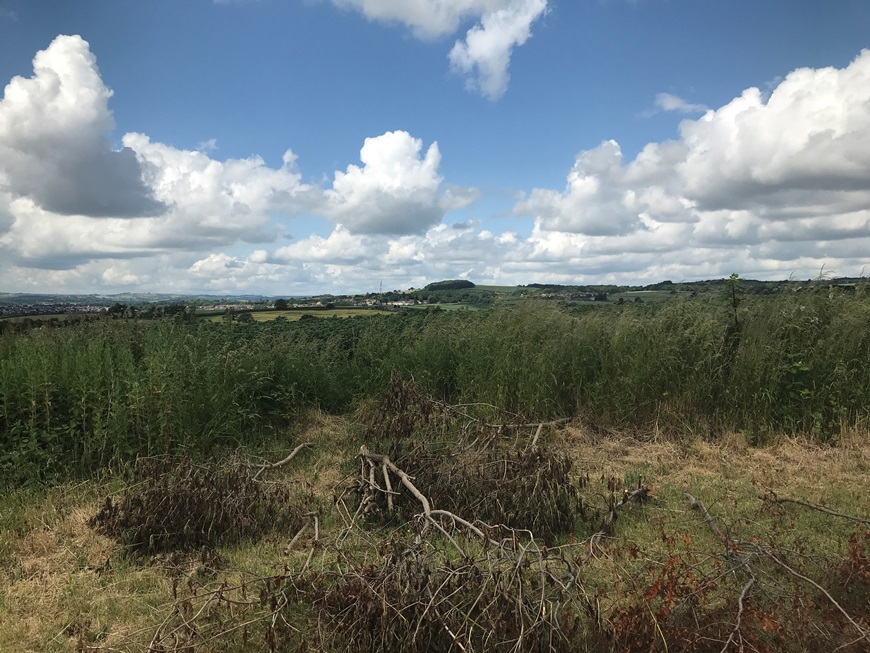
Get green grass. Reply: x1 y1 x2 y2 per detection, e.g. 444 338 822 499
2 290 870 486
211 308 389 322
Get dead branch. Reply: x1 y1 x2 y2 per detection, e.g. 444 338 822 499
686 493 758 653
485 417 572 430
525 423 544 453
381 461 395 512
685 492 729 545
246 442 313 480
719 576 755 653
585 485 650 561
358 445 487 551
758 491 870 525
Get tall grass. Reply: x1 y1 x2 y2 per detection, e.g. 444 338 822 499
2 287 869 485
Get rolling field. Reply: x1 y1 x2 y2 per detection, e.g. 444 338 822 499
207 307 389 322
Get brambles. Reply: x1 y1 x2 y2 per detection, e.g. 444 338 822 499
302 536 594 653
89 455 313 554
356 373 588 542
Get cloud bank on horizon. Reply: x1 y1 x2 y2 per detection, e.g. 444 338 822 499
1 32 869 295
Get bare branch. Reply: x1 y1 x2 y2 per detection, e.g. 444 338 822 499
685 492 728 545
758 492 869 525
245 442 313 480
759 546 870 645
719 576 755 653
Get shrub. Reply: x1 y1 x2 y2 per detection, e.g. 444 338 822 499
89 455 312 553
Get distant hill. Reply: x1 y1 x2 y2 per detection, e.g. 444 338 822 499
424 280 476 291
0 292 281 306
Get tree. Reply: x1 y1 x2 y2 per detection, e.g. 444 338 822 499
725 273 741 326
274 298 289 310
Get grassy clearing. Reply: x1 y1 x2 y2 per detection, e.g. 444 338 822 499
1 289 869 649
1 415 866 652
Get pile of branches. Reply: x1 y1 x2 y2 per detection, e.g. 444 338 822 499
355 370 592 544
300 533 599 653
90 455 313 553
378 445 589 545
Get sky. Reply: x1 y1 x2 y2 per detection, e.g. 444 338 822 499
0 0 869 296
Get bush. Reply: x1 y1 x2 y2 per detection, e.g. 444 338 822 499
89 455 312 553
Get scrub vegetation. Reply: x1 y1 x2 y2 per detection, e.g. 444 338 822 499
0 284 868 651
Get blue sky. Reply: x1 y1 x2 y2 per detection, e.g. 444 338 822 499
1 0 869 295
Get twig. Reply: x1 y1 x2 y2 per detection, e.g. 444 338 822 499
719 576 755 653
285 522 309 555
302 514 320 573
485 417 571 430
246 442 313 480
758 546 869 645
758 492 869 525
685 492 728 545
525 423 544 453
686 492 759 653
382 461 394 512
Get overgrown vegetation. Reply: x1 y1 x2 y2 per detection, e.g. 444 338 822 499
0 381 867 651
2 286 870 486
89 455 313 554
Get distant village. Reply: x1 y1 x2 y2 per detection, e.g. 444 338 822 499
0 277 862 322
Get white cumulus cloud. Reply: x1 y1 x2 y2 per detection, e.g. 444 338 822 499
321 130 476 234
515 140 647 235
448 0 547 100
0 35 164 218
330 0 548 99
517 48 870 276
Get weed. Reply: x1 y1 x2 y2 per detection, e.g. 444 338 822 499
89 456 313 554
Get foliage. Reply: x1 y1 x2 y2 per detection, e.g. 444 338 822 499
2 287 870 486
423 279 476 291
89 455 312 554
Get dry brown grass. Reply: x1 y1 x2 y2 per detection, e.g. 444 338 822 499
1 503 170 652
1 418 867 652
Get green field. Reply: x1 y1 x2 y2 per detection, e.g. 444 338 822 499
1 292 868 651
208 307 389 322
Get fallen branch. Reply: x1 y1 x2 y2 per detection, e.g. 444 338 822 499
685 493 758 653
525 423 544 453
246 442 313 480
758 492 870 525
685 492 728 545
585 485 650 561
358 445 485 553
485 417 572 430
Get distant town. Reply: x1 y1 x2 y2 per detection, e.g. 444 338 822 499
0 276 861 322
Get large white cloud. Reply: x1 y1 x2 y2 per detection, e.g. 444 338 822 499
330 0 547 99
0 36 474 277
448 0 546 100
0 35 164 217
321 131 476 234
3 35 870 295
515 140 646 235
517 49 870 272
122 133 316 245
